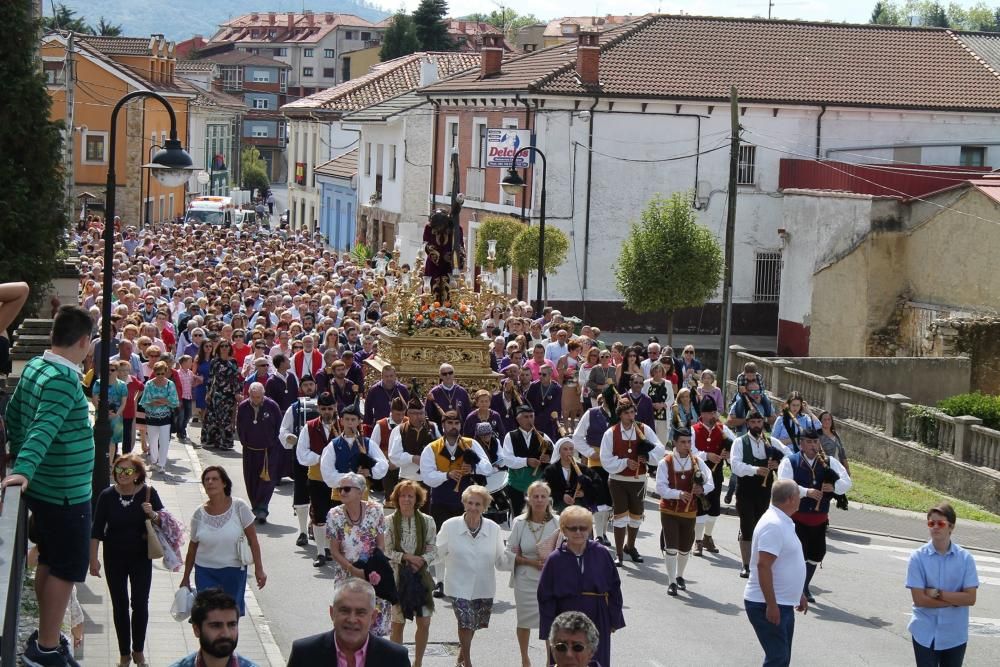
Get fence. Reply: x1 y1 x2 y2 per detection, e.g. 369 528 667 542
0 485 27 667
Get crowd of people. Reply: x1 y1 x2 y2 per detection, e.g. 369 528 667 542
0 214 980 667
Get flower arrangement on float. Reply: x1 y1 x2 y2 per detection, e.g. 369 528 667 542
396 299 481 337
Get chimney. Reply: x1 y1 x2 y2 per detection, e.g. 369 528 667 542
287 12 295 29
325 12 335 24
576 31 600 85
268 12 276 25
419 55 438 87
480 33 503 78
305 10 314 26
250 13 259 22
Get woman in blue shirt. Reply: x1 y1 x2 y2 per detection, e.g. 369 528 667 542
906 502 979 667
770 391 820 452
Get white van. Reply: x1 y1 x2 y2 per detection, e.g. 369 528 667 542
185 196 235 227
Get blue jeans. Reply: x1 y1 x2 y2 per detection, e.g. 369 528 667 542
745 600 795 667
912 638 966 667
175 398 192 439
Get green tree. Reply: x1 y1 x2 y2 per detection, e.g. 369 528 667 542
509 224 569 304
41 2 92 33
240 146 269 197
473 215 523 293
413 0 454 51
614 193 723 346
380 11 420 61
0 0 67 316
870 1 902 23
94 17 123 36
922 1 951 26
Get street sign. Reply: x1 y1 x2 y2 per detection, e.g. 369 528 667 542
486 128 532 168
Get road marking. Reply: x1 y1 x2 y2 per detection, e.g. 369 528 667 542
853 542 1000 565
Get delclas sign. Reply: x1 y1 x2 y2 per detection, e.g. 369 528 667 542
486 129 533 168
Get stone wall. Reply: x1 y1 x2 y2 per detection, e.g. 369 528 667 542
930 317 1000 395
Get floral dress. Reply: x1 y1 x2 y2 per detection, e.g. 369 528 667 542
326 501 391 636
201 358 240 449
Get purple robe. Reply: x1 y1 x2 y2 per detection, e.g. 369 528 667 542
424 383 470 425
265 374 298 480
236 396 282 514
462 409 506 440
363 381 410 426
346 361 365 390
538 541 625 667
314 369 334 397
330 378 360 413
526 380 563 441
490 391 518 434
624 391 655 429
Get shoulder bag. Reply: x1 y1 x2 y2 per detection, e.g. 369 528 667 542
145 486 165 559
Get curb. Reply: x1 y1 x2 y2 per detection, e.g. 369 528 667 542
183 441 286 667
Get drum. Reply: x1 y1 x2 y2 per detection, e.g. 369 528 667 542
484 470 510 526
485 469 508 494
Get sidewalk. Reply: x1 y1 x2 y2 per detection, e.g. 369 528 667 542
77 440 284 666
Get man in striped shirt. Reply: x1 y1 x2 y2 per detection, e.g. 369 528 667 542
3 305 95 667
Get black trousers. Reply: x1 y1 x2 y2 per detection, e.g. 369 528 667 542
104 548 153 656
736 478 772 541
292 461 310 506
795 520 829 563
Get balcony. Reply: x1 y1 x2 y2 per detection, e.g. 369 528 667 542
465 167 485 201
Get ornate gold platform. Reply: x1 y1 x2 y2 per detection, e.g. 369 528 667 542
363 327 500 393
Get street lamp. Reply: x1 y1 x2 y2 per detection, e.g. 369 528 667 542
501 145 547 310
95 91 194 502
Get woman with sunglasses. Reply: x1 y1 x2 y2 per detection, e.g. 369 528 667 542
538 505 624 667
90 454 163 667
326 472 392 637
202 340 241 450
138 361 179 473
549 611 599 667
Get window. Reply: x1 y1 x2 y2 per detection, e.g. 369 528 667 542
252 71 270 82
737 144 757 185
324 48 335 58
43 61 65 85
247 48 259 55
449 121 459 149
524 44 537 52
345 30 354 39
361 31 371 41
960 146 986 167
365 142 372 176
476 123 487 168
893 146 921 164
341 57 351 81
220 66 242 91
323 68 336 78
376 144 384 176
302 67 314 77
83 132 107 163
252 98 269 109
279 69 288 92
753 250 783 303
273 47 287 56
389 144 397 180
158 196 165 223
303 48 314 58
251 126 269 137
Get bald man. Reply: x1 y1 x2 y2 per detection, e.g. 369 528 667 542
236 382 282 523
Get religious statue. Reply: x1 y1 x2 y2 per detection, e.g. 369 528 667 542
423 152 465 304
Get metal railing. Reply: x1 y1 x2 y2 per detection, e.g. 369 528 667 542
0 485 28 667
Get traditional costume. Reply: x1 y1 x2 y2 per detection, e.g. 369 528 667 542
279 384 319 546
296 392 340 565
235 395 282 521
388 399 440 484
265 370 299 481
424 381 471 425
319 404 388 497
363 380 409 427
369 397 406 503
691 396 736 556
500 405 555 518
571 404 614 545
526 378 563 442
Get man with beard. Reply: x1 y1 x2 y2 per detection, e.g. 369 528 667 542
329 360 360 413
169 588 258 666
363 364 409 429
280 375 319 548
388 398 441 487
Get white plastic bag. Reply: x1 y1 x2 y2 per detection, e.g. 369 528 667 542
171 586 194 621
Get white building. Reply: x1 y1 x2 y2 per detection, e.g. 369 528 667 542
178 60 244 198
421 15 1000 336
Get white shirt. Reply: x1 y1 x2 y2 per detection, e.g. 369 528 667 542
500 428 554 469
279 399 315 450
190 498 255 569
436 515 505 600
319 433 388 488
419 437 493 488
368 418 399 455
640 357 654 379
296 420 336 467
777 453 853 499
599 422 666 481
729 432 791 479
744 505 807 606
388 421 440 481
571 410 601 460
655 452 715 499
640 378 675 413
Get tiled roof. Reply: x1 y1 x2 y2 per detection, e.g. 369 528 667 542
78 35 155 56
954 32 1000 73
425 14 1000 111
176 59 215 72
342 91 426 122
66 35 194 96
542 15 634 38
203 51 291 69
191 88 246 110
211 13 374 45
315 148 359 179
283 52 479 115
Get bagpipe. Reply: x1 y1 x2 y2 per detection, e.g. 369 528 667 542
762 442 785 487
815 448 849 511
531 428 551 477
686 459 712 513
453 447 482 492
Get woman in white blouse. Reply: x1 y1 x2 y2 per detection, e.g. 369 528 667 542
386 480 438 667
437 485 506 667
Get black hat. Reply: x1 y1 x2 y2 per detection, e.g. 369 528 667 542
801 427 821 440
406 397 424 412
340 403 360 418
299 374 315 385
673 427 692 440
515 404 535 416
700 396 717 413
317 391 335 407
390 397 407 412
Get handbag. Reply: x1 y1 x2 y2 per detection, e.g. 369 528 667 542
235 511 253 566
145 486 165 560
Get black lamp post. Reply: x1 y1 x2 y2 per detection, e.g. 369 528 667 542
501 146 547 311
142 143 163 227
95 91 194 500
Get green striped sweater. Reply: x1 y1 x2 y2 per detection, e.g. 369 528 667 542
6 355 95 505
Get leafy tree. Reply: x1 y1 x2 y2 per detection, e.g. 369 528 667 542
870 1 902 23
41 2 92 33
413 0 454 51
614 193 723 346
0 0 67 316
462 9 541 36
240 146 269 198
509 224 569 304
473 215 523 293
923 1 951 26
94 17 123 36
380 11 420 61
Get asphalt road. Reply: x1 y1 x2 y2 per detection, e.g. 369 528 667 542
190 434 999 667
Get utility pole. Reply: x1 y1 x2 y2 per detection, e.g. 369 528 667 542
718 86 739 403
64 32 76 223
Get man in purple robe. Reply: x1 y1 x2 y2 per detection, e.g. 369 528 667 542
265 353 299 482
424 363 471 426
527 366 563 442
363 364 409 428
623 373 655 429
422 208 465 305
237 382 282 523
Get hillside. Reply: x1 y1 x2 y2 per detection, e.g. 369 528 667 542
61 0 390 41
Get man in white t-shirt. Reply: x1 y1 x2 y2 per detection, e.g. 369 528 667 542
743 479 808 667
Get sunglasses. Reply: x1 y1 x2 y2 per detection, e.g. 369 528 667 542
338 486 357 494
441 371 454 376
193 334 204 338
114 466 136 475
928 520 950 528
553 641 587 654
563 525 590 533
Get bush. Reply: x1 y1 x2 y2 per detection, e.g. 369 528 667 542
937 392 1000 430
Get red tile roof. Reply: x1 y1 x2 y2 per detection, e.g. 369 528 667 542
78 35 158 56
283 51 479 115
210 12 374 45
315 148 359 179
424 14 1000 111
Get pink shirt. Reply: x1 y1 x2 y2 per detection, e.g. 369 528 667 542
177 368 194 399
524 358 557 382
335 634 369 667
